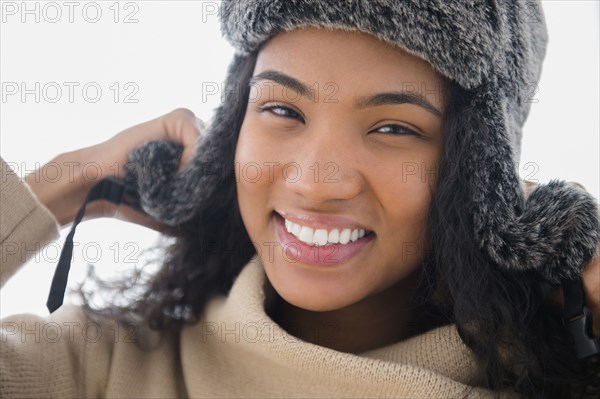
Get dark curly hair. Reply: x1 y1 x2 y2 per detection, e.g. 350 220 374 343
79 49 600 398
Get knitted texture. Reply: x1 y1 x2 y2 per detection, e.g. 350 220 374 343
0 158 59 287
125 1 600 285
219 0 547 156
0 173 517 397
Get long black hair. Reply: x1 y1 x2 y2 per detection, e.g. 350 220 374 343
80 50 600 398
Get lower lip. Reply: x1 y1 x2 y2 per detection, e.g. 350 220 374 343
274 213 374 266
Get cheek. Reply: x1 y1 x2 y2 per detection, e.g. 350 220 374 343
371 158 438 265
235 117 287 173
234 121 281 241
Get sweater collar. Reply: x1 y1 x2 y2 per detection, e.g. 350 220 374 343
180 256 513 398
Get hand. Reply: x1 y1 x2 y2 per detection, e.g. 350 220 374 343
24 108 203 232
581 244 600 338
524 180 600 338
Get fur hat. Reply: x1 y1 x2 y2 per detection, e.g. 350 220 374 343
126 0 599 285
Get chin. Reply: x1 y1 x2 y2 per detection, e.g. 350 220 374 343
263 258 367 312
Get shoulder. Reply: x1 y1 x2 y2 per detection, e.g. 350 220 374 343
1 305 109 397
1 304 180 398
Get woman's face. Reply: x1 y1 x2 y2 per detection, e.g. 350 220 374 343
235 28 445 312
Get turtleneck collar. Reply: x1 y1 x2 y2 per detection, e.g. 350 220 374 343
180 256 517 398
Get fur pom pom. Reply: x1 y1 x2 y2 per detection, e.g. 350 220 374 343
490 180 600 284
125 140 187 225
124 54 251 227
125 136 228 226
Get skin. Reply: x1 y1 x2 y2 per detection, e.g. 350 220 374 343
235 28 446 353
24 108 202 231
20 30 599 352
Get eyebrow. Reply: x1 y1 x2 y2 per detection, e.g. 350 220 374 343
250 70 316 102
356 92 442 117
249 70 442 117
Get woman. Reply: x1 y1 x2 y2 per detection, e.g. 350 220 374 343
1 1 599 398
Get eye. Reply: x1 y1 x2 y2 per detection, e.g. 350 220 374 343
371 124 423 138
258 104 305 122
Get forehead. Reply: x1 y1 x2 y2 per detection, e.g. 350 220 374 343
254 27 445 107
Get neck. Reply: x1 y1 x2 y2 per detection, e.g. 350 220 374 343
265 266 434 354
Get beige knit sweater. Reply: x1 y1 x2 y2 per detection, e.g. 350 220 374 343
0 158 519 398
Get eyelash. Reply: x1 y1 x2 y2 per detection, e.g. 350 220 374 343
374 124 422 137
257 104 422 137
258 104 305 122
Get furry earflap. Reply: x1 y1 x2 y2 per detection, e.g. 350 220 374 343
125 54 251 225
125 1 599 284
219 0 548 157
455 86 599 284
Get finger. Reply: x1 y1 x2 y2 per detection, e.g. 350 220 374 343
111 114 169 145
99 117 173 179
522 180 538 197
522 180 586 197
102 109 201 177
83 200 178 236
581 243 600 337
112 205 179 236
177 117 203 171
161 108 203 171
567 181 587 191
565 181 599 336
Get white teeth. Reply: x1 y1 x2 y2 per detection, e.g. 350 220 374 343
291 223 302 236
283 217 368 247
327 229 340 244
298 226 314 245
339 229 351 244
313 229 328 246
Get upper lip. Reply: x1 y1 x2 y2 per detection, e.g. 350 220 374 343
276 210 373 232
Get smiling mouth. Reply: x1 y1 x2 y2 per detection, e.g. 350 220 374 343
273 212 375 266
285 219 371 246
274 212 375 247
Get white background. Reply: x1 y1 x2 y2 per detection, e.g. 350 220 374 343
1 0 599 318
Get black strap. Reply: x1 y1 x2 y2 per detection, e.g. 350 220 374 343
562 277 585 321
46 177 145 313
562 276 600 360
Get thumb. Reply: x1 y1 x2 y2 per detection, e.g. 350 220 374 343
179 117 206 170
523 179 538 198
160 108 204 172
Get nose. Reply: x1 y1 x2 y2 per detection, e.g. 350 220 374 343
285 130 363 204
